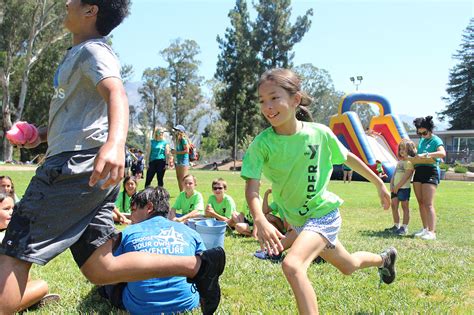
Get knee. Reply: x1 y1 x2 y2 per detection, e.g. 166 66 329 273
338 265 355 276
282 257 305 278
81 265 114 285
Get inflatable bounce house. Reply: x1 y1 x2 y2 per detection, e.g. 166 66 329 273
329 93 409 180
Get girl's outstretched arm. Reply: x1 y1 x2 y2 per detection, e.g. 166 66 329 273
345 152 391 210
245 179 284 254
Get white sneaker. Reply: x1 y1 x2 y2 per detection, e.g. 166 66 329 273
421 231 436 240
414 228 427 238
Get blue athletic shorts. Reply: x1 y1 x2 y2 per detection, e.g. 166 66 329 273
391 188 411 201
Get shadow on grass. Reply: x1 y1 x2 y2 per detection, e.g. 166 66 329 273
358 229 415 239
76 286 117 313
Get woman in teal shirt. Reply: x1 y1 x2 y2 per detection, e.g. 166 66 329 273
412 116 446 240
145 127 170 188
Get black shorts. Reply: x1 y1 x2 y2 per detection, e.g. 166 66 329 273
413 166 439 186
0 148 120 267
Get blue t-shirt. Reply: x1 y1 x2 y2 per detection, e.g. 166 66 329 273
149 139 168 161
114 216 205 314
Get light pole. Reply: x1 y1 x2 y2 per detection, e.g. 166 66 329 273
349 76 363 91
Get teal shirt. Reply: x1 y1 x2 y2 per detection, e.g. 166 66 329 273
417 135 444 166
241 122 348 226
149 139 168 161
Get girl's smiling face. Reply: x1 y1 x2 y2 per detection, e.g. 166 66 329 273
183 177 196 194
212 182 225 197
125 179 137 196
258 80 300 133
0 196 14 229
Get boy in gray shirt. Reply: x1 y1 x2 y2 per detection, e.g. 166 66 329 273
0 1 224 314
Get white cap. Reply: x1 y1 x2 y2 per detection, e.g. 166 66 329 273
173 125 186 133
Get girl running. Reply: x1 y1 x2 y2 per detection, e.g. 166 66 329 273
241 68 397 314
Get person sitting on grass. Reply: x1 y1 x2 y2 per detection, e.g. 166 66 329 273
99 186 209 314
0 193 60 311
0 175 21 203
205 178 238 226
168 174 205 223
112 176 138 225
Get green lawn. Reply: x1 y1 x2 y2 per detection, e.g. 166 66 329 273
1 168 473 314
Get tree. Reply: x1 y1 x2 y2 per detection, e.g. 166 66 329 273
294 63 342 124
215 0 260 156
0 0 67 160
438 18 474 130
139 67 171 132
252 0 313 70
160 39 204 134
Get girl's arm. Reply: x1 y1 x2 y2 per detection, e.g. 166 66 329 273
389 171 395 192
246 179 284 254
394 169 415 192
178 210 201 222
345 152 391 210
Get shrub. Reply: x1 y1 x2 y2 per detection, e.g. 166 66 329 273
454 165 468 173
439 163 450 171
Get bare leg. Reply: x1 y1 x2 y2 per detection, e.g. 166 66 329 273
319 240 383 275
348 171 353 183
413 182 428 229
390 198 400 225
18 279 49 311
282 231 327 314
80 238 200 285
175 165 188 191
401 200 410 226
0 255 32 314
421 183 437 232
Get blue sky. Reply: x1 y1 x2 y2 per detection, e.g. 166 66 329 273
112 0 473 124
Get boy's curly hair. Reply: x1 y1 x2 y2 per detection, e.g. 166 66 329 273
82 0 131 36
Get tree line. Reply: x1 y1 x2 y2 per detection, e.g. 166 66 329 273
1 1 472 162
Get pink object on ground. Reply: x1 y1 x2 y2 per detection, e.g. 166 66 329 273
6 121 39 145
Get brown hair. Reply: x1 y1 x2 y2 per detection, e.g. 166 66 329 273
182 174 197 185
258 68 313 110
211 178 227 190
398 139 417 158
0 176 15 198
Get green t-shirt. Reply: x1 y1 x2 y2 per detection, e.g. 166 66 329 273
241 122 348 226
417 135 444 166
172 191 204 215
207 194 236 219
115 191 132 214
393 160 414 189
269 201 284 219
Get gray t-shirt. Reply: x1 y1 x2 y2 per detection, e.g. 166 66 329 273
46 38 122 157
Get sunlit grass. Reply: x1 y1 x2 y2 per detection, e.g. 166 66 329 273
1 167 472 313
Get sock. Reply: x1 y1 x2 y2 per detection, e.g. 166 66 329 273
402 224 408 229
394 223 400 229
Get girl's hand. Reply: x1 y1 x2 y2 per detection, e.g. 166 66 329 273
378 184 391 210
255 219 285 255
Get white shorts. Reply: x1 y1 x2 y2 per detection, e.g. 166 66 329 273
292 209 341 249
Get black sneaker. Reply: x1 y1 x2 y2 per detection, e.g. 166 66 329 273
384 225 398 233
378 247 397 284
188 247 226 315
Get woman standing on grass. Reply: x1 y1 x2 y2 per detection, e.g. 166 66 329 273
145 127 170 188
171 125 190 191
412 116 446 240
241 68 397 314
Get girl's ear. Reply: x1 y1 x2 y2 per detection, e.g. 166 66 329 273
293 92 302 108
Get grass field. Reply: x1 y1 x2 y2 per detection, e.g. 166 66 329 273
1 168 473 314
